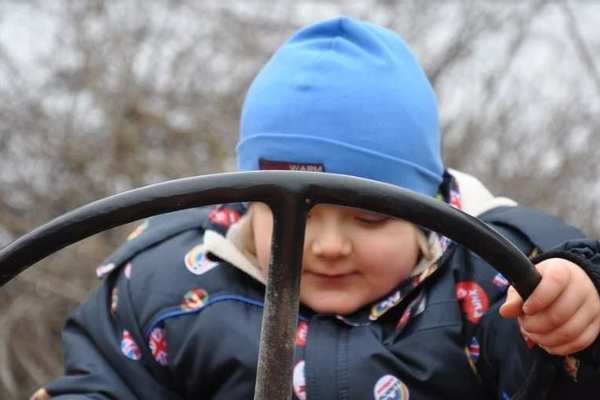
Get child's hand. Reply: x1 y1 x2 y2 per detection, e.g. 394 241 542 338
499 258 600 355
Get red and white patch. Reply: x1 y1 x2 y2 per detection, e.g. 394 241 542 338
181 288 209 311
455 281 489 324
208 207 241 227
149 327 168 366
121 330 142 360
449 189 462 210
373 374 410 400
184 245 218 275
293 360 306 400
295 321 309 346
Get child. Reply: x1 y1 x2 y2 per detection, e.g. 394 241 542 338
33 17 600 400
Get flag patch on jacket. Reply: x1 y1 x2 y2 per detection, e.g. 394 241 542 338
295 321 309 346
468 337 480 362
184 245 218 275
455 281 489 324
208 206 241 227
121 330 142 360
181 288 209 311
149 327 168 366
373 374 410 400
293 360 306 400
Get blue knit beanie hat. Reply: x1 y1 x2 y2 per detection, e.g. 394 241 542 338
237 17 443 196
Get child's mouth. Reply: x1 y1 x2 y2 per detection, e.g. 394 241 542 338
304 271 357 283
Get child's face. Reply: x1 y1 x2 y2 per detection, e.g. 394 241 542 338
251 203 420 315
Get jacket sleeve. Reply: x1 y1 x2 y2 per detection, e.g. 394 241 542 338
468 207 600 398
36 208 215 399
41 267 183 400
470 299 556 399
470 239 600 400
531 240 600 379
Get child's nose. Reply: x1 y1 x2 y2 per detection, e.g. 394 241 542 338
309 228 352 259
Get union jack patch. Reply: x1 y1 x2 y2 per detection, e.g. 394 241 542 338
149 327 168 366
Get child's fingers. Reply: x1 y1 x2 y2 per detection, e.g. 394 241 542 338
522 259 571 315
519 275 586 334
522 297 595 347
499 286 523 319
537 315 600 356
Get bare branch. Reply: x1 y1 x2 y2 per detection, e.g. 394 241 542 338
558 0 600 98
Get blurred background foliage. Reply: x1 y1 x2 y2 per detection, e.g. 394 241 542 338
0 1 599 398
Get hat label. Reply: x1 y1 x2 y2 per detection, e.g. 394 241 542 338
259 158 324 172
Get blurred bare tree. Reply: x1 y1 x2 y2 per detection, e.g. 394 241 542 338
0 0 598 398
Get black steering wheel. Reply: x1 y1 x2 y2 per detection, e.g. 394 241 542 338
0 171 540 400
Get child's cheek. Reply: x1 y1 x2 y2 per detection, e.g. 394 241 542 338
358 242 417 284
250 203 274 273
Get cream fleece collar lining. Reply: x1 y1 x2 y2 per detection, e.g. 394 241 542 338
201 170 517 285
203 218 266 284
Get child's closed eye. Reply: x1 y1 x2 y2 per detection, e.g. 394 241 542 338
353 211 390 225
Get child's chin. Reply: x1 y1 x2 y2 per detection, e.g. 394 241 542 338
303 296 364 316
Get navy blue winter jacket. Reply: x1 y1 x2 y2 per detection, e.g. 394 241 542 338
40 204 600 399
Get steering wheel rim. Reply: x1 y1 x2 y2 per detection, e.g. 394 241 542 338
0 170 540 400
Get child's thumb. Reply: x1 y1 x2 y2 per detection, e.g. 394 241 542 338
499 286 524 319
